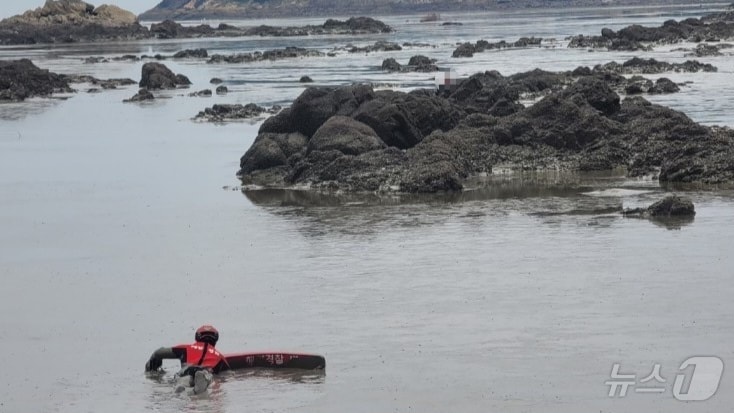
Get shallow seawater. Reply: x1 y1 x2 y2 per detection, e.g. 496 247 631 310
1 5 734 413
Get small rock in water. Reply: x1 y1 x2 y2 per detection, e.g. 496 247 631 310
216 85 228 95
647 195 695 217
189 89 212 97
123 88 155 103
139 62 191 90
210 78 223 84
299 75 314 83
173 48 208 59
623 195 695 217
195 103 279 122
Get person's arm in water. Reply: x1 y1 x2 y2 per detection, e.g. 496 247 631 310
145 347 184 371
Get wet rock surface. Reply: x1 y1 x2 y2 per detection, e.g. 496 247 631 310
208 47 324 64
123 88 155 103
595 57 716 74
624 195 696 217
0 0 149 45
0 59 73 101
139 62 191 90
189 89 212 97
568 12 734 51
195 103 281 122
173 48 208 59
381 55 441 72
149 17 391 39
238 68 734 193
452 37 543 58
63 74 136 89
0 5 391 45
348 41 403 53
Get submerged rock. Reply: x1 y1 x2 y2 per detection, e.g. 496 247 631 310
195 103 280 122
623 195 695 217
189 89 212 97
0 59 72 101
452 37 543 58
381 55 440 72
208 47 324 64
123 88 154 102
348 41 402 53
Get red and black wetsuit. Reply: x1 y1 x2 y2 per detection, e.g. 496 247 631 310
145 342 227 374
173 342 227 373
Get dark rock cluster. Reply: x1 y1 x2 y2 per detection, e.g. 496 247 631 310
0 59 73 101
348 41 403 53
148 17 391 40
208 47 324 64
123 88 155 103
381 55 441 72
568 12 734 51
624 195 696 218
237 68 734 193
138 62 191 90
195 104 281 122
594 57 716 74
0 0 149 45
0 2 392 45
173 48 209 59
452 37 543 58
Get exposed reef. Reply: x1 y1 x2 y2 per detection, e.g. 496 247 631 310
237 66 734 193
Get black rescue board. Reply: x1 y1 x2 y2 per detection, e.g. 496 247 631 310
223 352 326 370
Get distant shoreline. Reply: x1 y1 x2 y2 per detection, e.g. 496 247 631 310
139 1 729 21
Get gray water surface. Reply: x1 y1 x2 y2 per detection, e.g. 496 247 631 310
1 5 733 413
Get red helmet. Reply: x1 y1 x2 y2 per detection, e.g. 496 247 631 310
195 325 219 345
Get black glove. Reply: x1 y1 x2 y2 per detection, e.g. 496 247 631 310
145 357 162 372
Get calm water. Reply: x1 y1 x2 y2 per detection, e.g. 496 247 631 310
1 5 734 413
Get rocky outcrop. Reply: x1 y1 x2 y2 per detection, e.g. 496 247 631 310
238 71 734 193
148 17 391 39
208 47 324 64
381 55 440 72
624 195 696 217
173 48 208 58
0 0 149 45
195 103 281 122
381 58 402 72
568 12 734 51
138 62 191 89
594 58 716 74
0 59 73 101
62 74 136 89
1 4 391 44
452 37 542 58
348 41 402 53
